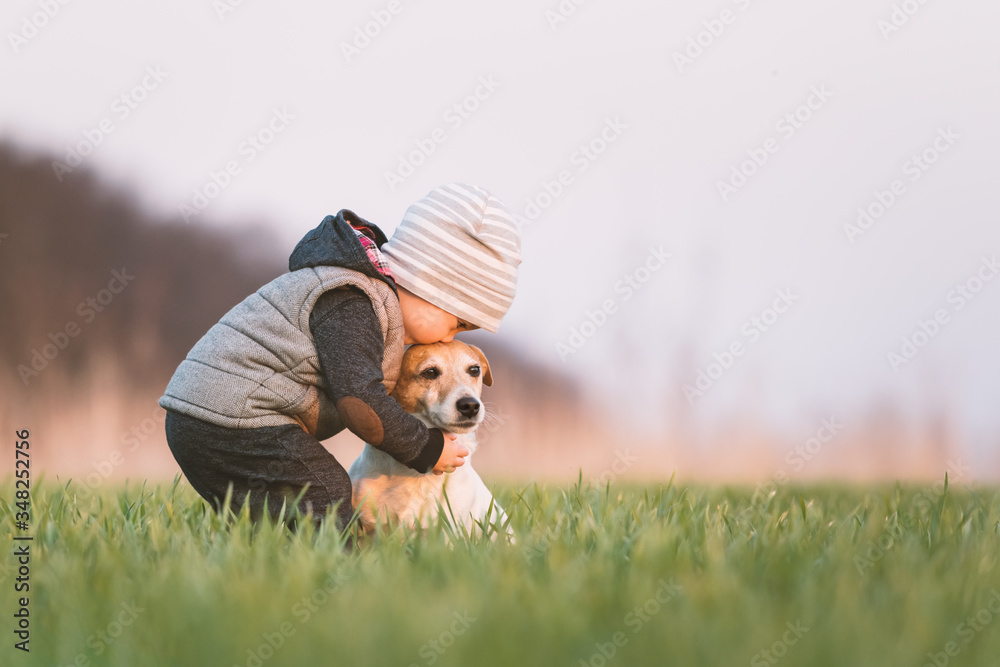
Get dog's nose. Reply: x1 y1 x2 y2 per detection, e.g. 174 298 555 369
456 396 480 418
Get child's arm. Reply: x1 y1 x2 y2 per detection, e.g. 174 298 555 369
310 287 463 473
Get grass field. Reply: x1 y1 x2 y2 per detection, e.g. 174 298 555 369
3 475 1000 667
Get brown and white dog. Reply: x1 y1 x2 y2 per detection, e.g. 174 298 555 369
348 340 509 536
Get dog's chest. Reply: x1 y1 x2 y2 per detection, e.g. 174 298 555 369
350 434 484 524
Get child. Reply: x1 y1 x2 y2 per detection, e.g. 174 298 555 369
159 183 520 530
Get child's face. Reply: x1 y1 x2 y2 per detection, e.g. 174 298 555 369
397 287 477 345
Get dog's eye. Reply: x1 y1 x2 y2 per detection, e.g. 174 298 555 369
468 365 480 378
420 367 440 380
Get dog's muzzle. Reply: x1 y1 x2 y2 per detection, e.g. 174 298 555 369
456 396 480 418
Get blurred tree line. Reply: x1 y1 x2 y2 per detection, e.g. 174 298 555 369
0 140 285 392
0 140 604 480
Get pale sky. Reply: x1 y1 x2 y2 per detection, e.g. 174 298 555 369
4 0 1000 460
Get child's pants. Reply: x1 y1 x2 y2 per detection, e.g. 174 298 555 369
164 410 355 529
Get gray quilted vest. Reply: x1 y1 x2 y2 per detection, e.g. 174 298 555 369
159 265 404 436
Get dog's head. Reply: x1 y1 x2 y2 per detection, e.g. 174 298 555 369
390 340 492 434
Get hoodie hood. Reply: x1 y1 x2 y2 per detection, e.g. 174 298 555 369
288 209 396 294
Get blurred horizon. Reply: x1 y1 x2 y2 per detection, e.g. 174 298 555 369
2 0 999 483
0 138 990 485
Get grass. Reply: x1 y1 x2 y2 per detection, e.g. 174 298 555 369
3 475 1000 666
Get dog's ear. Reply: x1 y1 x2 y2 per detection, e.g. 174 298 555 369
467 344 493 387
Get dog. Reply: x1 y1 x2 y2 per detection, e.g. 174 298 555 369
348 340 509 536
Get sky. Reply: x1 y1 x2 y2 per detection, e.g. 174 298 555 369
3 0 1000 460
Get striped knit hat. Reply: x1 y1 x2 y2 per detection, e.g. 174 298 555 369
381 183 521 333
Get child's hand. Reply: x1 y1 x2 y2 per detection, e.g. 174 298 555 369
432 432 469 475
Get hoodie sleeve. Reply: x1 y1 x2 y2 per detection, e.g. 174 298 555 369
309 286 444 473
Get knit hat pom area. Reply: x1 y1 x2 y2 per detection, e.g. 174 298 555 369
380 183 522 333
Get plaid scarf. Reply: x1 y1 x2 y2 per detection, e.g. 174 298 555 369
349 223 394 281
